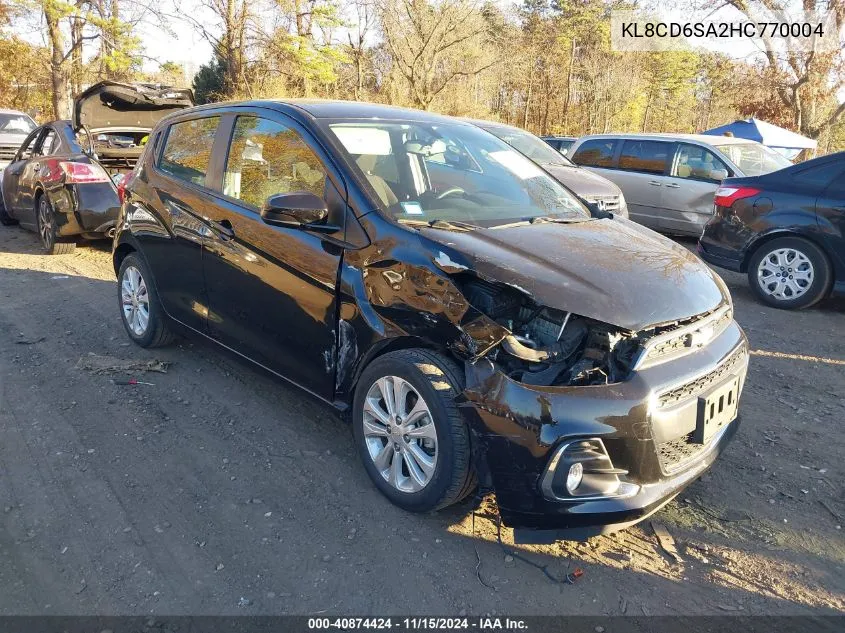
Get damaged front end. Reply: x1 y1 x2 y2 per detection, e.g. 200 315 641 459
440 272 747 542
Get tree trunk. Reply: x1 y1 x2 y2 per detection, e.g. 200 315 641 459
45 4 70 119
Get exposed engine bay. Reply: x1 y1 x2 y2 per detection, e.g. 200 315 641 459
458 276 640 386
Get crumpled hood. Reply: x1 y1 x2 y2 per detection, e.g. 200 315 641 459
542 163 621 198
423 218 727 331
73 81 194 131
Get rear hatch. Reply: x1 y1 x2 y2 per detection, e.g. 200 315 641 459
73 81 194 171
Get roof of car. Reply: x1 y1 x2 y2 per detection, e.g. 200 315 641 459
541 135 577 141
575 132 757 146
188 99 464 124
0 109 32 117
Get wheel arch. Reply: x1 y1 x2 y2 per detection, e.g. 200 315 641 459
340 335 459 408
741 228 832 273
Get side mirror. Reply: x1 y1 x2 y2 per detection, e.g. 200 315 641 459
584 200 613 219
260 191 338 233
710 168 729 182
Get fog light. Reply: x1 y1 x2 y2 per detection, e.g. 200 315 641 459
566 462 583 493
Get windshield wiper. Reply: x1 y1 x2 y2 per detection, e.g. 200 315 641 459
529 215 593 224
399 218 480 231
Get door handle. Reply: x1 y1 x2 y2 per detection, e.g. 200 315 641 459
648 180 662 186
665 183 681 188
209 218 235 240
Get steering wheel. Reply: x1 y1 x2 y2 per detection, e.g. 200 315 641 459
436 187 465 200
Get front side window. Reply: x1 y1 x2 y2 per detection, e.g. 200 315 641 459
618 140 670 175
672 143 729 182
571 139 616 168
159 116 220 187
325 119 587 227
714 142 791 176
223 116 327 208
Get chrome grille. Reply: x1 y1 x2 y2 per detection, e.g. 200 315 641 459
635 305 733 369
658 345 747 408
0 145 18 160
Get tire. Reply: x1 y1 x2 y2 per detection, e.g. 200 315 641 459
747 236 832 310
117 253 176 348
36 195 75 254
352 348 476 513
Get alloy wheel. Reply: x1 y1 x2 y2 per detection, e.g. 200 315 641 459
121 265 150 336
362 375 438 493
756 247 814 301
38 198 54 250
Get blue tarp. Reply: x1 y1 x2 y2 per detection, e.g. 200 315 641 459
702 118 816 159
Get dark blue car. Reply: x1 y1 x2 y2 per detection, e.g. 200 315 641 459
699 151 845 309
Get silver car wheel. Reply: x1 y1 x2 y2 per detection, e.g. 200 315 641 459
756 247 814 301
121 265 150 336
362 375 438 493
38 198 53 249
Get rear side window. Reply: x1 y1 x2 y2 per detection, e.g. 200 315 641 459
791 160 845 190
619 140 670 174
571 139 616 167
159 116 221 187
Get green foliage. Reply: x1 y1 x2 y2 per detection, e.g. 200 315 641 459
193 57 226 105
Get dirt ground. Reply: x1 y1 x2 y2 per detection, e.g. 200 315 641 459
0 225 842 616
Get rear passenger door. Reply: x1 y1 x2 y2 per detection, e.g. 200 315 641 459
144 114 225 332
662 143 730 235
201 110 348 399
809 160 845 275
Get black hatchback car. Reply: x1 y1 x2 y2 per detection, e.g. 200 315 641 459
699 151 845 309
114 100 748 541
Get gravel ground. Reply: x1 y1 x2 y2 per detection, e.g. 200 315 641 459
0 226 842 616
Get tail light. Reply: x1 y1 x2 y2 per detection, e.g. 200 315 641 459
47 160 110 184
714 186 761 208
115 173 129 203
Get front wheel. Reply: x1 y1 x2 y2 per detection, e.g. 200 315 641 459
117 253 176 347
352 349 476 513
747 236 832 309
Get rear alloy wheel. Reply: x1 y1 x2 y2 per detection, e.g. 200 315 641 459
353 349 476 513
748 236 831 309
36 196 75 254
117 253 175 348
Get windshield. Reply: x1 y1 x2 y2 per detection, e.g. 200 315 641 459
483 126 574 166
325 120 588 228
715 142 791 176
0 113 35 133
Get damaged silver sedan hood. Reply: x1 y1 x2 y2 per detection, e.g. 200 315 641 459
423 218 727 332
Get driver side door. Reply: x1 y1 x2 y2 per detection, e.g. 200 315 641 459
202 110 348 399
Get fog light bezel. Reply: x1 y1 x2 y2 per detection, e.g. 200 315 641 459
540 437 639 502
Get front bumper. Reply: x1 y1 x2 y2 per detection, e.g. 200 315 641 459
460 320 748 541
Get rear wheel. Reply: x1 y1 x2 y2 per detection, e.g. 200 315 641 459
747 236 831 309
118 253 175 348
36 195 75 254
352 349 476 513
